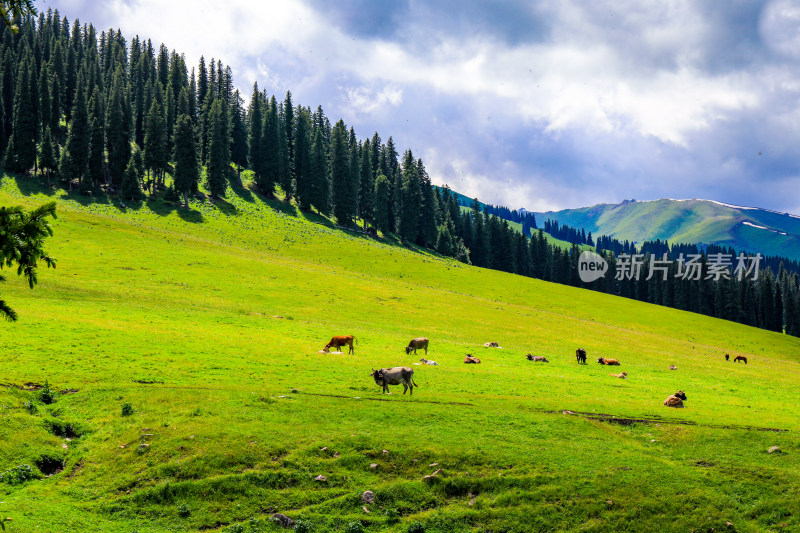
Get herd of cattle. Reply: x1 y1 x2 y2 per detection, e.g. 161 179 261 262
319 335 749 407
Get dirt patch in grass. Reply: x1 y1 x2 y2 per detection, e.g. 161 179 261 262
551 410 788 432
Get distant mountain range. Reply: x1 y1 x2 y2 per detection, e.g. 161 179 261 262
534 198 800 260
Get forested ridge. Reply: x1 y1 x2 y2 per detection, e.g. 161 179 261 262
2 10 800 338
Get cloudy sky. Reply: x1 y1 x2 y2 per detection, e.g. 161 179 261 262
41 0 800 213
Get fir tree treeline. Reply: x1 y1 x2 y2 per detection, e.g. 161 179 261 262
3 12 798 339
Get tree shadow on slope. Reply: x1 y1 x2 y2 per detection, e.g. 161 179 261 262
145 196 205 223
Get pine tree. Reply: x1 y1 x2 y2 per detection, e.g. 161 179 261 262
10 54 36 172
38 126 57 184
173 113 199 208
417 159 437 247
347 127 360 221
277 99 292 199
399 149 420 243
283 90 294 183
309 125 329 215
330 120 354 225
247 84 263 182
373 173 390 234
294 106 312 209
58 71 89 187
143 95 167 193
260 95 280 197
120 145 144 201
359 138 374 229
228 89 247 181
86 87 105 190
205 98 229 197
105 68 130 186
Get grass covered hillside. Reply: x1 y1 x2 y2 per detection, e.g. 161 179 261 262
536 198 800 259
2 175 800 533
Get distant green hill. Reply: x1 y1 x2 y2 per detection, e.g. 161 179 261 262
536 198 800 260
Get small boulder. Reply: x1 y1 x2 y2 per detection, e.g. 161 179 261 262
314 474 327 482
369 463 378 469
361 490 375 504
768 446 782 454
270 513 295 529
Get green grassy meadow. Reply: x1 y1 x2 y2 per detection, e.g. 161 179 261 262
1 175 800 532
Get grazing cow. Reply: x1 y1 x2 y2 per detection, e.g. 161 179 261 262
609 372 627 379
464 355 481 364
324 335 357 354
526 354 549 362
576 348 587 364
733 355 747 364
419 358 439 366
370 367 418 395
664 390 687 408
725 353 730 361
484 342 500 348
669 365 678 370
597 357 620 366
405 337 429 355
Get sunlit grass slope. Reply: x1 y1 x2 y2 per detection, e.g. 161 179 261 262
1 175 799 533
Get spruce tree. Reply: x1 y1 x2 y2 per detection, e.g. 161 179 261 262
373 173 390 234
347 127 360 221
173 114 199 208
283 90 294 183
260 95 280 197
228 89 247 181
359 138 374 229
143 95 167 193
10 54 36 172
309 125 329 215
247 84 263 182
59 71 89 187
105 69 130 186
294 106 312 209
399 149 421 243
329 120 353 225
417 159 437 247
205 98 229 198
277 99 292 199
38 126 57 184
86 88 105 190
120 145 144 201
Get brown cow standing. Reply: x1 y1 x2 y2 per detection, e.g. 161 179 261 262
324 335 358 354
576 348 587 364
725 354 730 361
733 355 748 364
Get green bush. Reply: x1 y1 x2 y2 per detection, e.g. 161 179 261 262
344 521 364 533
121 403 134 416
177 504 190 518
39 380 55 404
0 464 39 485
407 521 426 533
294 519 314 533
385 509 400 524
